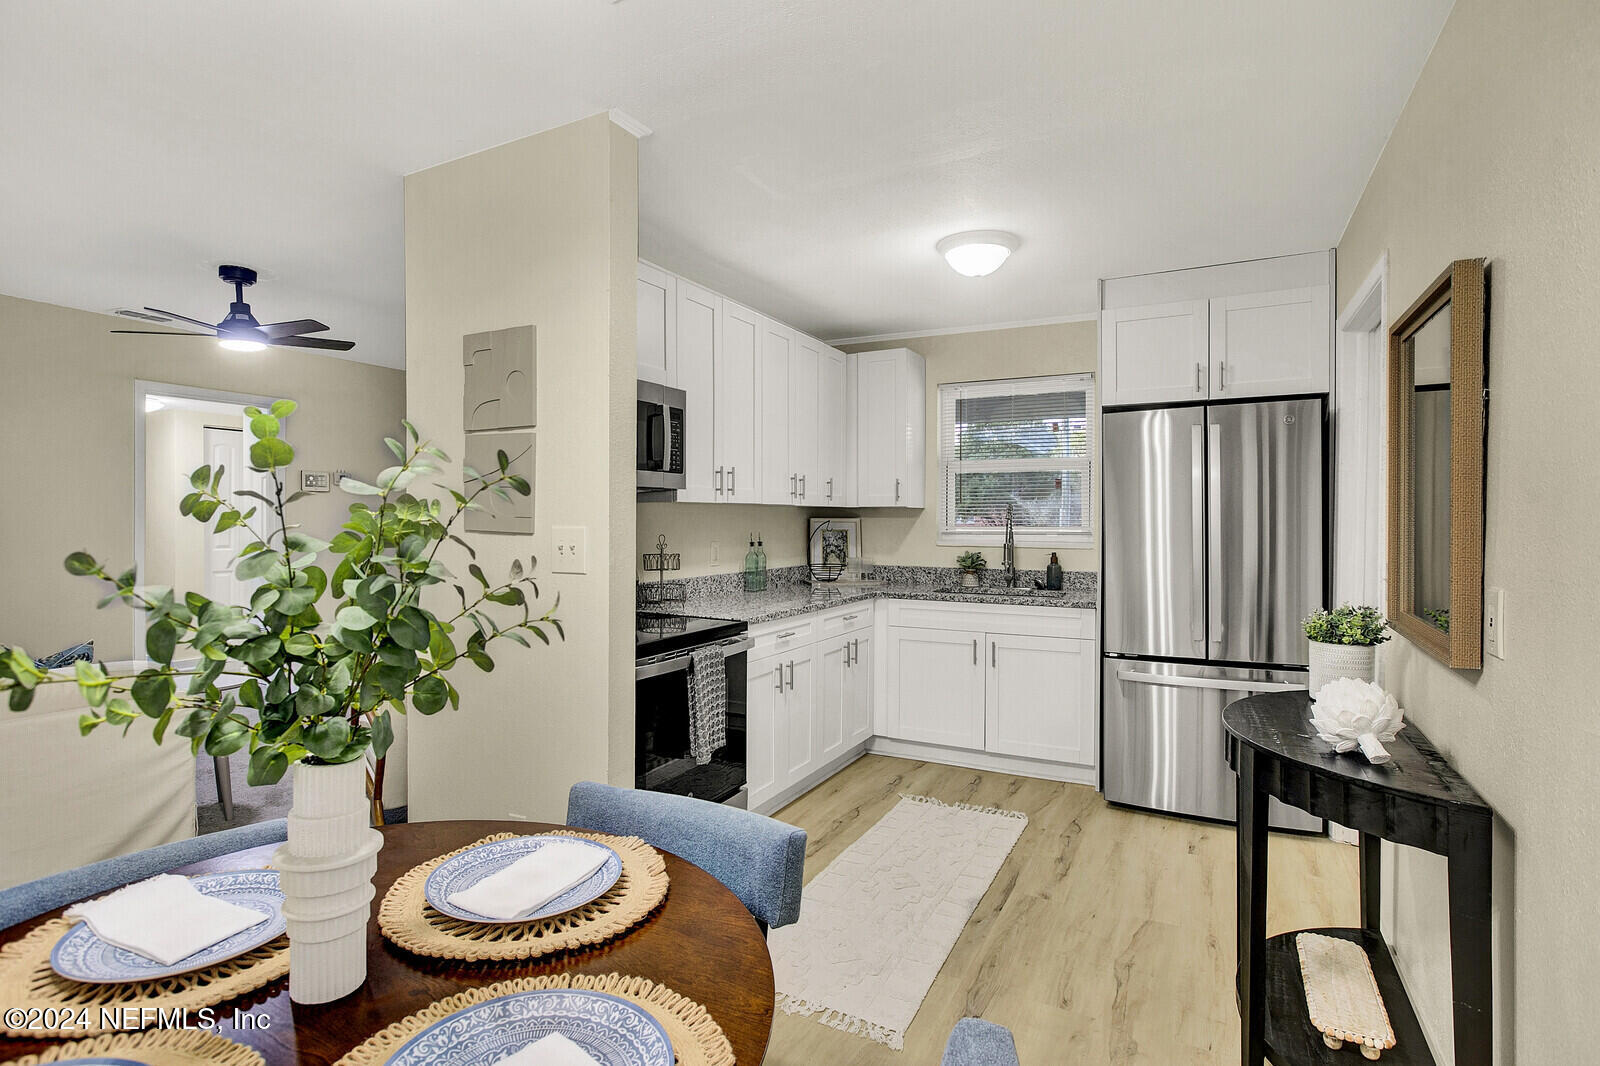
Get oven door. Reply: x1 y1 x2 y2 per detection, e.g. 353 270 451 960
635 637 750 803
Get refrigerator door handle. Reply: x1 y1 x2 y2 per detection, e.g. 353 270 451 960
1114 669 1306 694
1207 421 1225 657
1190 423 1206 649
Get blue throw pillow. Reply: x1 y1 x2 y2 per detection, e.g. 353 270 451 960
33 641 94 670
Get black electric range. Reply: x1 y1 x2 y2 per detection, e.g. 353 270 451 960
635 612 748 661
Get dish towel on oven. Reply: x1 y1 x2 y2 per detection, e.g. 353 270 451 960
687 645 727 764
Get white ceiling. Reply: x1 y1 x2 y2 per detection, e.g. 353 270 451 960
0 1 1453 369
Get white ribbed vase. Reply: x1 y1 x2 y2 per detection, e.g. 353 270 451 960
1307 641 1378 700
275 759 382 1004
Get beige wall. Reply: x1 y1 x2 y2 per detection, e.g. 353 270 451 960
1336 2 1600 1061
143 408 215 597
0 293 404 660
404 113 637 823
841 320 1099 573
635 502 810 580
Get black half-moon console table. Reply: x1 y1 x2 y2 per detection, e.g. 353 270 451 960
1224 691 1493 1066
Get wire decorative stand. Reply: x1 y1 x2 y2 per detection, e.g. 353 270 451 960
807 521 847 583
640 532 685 607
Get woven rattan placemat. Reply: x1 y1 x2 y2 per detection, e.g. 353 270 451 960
332 972 733 1066
378 832 669 961
0 1027 265 1065
0 919 287 1039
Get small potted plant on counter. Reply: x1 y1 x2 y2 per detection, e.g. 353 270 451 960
955 550 987 588
1303 605 1390 697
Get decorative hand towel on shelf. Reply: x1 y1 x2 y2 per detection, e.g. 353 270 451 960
63 874 267 966
499 1031 603 1066
687 645 727 765
447 840 611 921
1297 932 1396 1059
1309 678 1405 764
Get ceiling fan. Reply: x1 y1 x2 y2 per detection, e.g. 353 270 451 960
111 265 354 352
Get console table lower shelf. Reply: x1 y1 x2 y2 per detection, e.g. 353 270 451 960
1254 927 1435 1066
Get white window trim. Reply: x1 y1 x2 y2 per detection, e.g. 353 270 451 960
937 372 1095 550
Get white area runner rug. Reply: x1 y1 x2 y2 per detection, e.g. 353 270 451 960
770 793 1028 1049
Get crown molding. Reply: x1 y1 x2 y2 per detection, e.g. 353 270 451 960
827 310 1098 347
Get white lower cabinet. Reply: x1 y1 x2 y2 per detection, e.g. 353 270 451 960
818 630 873 766
745 652 782 811
845 632 873 747
746 643 819 811
884 626 986 749
984 633 1096 765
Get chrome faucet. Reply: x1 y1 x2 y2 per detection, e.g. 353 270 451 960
1002 503 1019 587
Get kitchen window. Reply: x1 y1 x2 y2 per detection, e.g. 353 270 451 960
937 373 1095 548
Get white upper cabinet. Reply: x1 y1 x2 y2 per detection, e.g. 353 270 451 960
1099 300 1210 406
716 299 760 502
817 346 849 505
757 318 794 505
636 261 677 386
853 347 926 508
675 281 720 503
1208 287 1331 399
790 334 821 504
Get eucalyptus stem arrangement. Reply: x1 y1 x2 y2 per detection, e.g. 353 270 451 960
0 402 560 790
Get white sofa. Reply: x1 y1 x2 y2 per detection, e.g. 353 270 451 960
0 661 196 890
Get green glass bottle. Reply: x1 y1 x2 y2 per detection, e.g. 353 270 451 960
744 535 759 592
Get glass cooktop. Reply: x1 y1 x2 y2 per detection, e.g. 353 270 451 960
636 612 747 659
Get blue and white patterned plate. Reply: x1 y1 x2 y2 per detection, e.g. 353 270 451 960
423 835 622 925
50 869 284 984
385 988 673 1066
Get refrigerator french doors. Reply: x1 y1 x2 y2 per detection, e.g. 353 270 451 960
1101 398 1324 829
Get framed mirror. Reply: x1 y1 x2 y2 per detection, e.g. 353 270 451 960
1387 258 1487 668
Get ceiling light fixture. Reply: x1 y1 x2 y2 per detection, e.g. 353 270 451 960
937 230 1020 277
218 336 267 352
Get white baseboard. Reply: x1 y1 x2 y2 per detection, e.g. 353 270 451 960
753 745 871 816
866 737 1098 787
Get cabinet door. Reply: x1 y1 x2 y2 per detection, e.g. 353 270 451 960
746 653 784 810
1208 287 1330 398
884 625 984 748
636 262 677 386
717 300 760 502
984 634 1096 765
781 647 818 785
790 335 821 504
676 281 719 502
758 319 794 504
845 633 874 746
854 349 902 506
1100 300 1208 406
819 346 849 505
816 635 850 767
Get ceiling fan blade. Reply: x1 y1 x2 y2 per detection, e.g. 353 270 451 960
257 318 329 339
273 335 355 351
143 307 220 332
110 329 213 336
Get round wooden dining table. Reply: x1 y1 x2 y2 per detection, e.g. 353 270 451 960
0 819 776 1065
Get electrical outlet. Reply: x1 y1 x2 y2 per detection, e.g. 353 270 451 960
1485 586 1505 659
710 540 720 564
552 526 587 574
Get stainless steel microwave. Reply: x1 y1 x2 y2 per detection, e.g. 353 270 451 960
637 380 686 494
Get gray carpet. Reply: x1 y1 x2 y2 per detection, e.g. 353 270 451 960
195 751 292 835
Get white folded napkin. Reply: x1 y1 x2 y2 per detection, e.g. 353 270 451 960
496 1032 601 1066
447 839 609 921
64 874 267 966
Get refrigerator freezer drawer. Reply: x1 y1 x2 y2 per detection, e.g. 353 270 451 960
1101 659 1323 831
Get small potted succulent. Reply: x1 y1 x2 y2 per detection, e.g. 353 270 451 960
1303 605 1390 697
955 551 987 588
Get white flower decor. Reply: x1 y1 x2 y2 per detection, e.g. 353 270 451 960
1309 678 1405 764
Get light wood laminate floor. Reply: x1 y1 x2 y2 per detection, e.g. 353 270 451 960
764 754 1357 1065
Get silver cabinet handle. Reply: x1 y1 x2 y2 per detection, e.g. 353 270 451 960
971 639 977 665
790 473 797 498
774 665 784 692
827 477 834 500
776 630 797 639
852 637 860 665
715 466 724 494
1195 362 1204 392
785 660 795 690
841 613 859 622
895 477 901 502
991 641 996 668
1219 361 1227 391
799 474 806 499
728 467 736 496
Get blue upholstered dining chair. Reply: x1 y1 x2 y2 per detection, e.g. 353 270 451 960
565 781 806 935
0 819 288 932
942 1018 1021 1066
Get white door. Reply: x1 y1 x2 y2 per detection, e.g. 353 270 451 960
758 318 794 504
716 300 760 502
636 261 676 386
203 426 264 608
781 646 818 785
845 632 874 746
884 625 984 748
675 281 719 503
1209 287 1331 398
1099 300 1210 406
790 335 820 504
816 635 850 766
817 346 847 504
985 633 1096 765
746 653 783 810
853 349 902 506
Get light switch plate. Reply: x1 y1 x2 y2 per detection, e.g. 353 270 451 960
1485 586 1505 659
552 525 587 574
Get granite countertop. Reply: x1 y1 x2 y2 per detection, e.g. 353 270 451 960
642 565 1097 627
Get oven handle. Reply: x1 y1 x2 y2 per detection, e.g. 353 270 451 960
635 636 754 680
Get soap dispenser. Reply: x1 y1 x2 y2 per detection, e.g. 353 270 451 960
1046 552 1064 591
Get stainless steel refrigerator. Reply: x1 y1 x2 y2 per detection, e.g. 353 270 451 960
1101 398 1325 830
